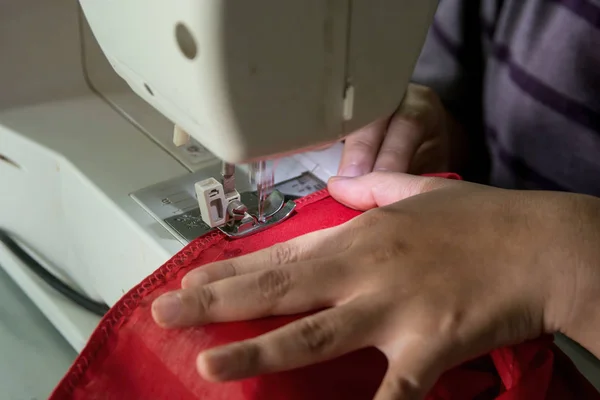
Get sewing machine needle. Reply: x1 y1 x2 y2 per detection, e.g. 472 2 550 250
253 160 275 223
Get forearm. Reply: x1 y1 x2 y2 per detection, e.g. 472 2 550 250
552 193 600 359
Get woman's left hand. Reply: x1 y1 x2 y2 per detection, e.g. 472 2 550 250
152 172 600 400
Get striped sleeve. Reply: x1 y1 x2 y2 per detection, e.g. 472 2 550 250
412 0 476 124
412 0 496 182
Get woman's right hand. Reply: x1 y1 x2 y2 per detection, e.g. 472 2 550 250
338 83 460 177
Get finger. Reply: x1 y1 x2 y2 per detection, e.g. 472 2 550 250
338 117 389 177
181 224 349 288
374 339 447 400
328 172 456 211
153 256 353 328
371 116 423 173
372 84 443 174
196 301 377 382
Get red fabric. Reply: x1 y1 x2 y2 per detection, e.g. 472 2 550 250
51 173 599 400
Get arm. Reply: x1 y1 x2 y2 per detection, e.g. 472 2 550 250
152 173 600 399
553 194 600 359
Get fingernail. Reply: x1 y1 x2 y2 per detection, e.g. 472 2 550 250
181 271 209 288
328 175 351 183
339 165 364 178
328 175 357 187
152 293 182 326
199 348 234 380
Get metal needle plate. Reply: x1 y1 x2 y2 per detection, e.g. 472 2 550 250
245 189 286 219
218 190 295 238
134 171 324 243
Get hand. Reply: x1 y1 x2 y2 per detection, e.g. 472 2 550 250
152 173 599 400
338 84 457 177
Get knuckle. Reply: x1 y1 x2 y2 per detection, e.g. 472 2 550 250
397 85 442 131
409 83 439 105
297 317 337 354
348 136 379 152
352 209 414 264
208 260 238 280
374 150 410 172
256 269 292 301
192 286 216 315
325 225 357 257
437 310 466 339
370 238 411 264
222 261 239 278
234 342 262 375
269 243 297 266
394 111 427 133
419 85 439 103
378 146 406 160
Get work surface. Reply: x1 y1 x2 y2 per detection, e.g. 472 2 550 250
0 267 76 400
1 266 599 399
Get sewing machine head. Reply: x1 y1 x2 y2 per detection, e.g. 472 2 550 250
78 0 437 163
78 0 437 233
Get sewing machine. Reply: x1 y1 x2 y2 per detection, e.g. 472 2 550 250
0 0 436 352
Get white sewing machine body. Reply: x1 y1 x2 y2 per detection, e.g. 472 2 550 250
78 0 437 163
0 0 436 351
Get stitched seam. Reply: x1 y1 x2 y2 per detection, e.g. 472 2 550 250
60 230 223 394
54 189 330 396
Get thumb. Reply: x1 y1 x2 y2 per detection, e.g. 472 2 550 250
373 339 450 400
374 354 444 400
327 172 455 211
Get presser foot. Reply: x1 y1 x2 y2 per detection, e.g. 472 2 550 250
218 190 296 238
195 162 298 239
133 170 325 244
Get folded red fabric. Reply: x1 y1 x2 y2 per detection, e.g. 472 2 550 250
50 173 599 400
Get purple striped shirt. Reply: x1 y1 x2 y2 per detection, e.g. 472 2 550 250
412 0 600 195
